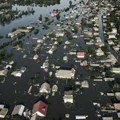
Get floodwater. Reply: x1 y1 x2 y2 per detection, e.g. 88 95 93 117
0 0 80 35
0 0 116 120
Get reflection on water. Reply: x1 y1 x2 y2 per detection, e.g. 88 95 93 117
0 0 80 35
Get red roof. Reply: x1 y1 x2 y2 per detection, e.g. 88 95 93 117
76 51 86 57
32 100 48 116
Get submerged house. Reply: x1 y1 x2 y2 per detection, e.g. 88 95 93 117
81 81 89 88
11 105 25 116
39 82 51 94
32 100 48 117
63 90 73 103
76 51 86 59
0 108 8 118
0 69 8 76
55 68 75 79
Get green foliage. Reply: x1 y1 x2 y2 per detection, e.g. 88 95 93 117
34 29 39 35
64 30 73 40
39 14 42 21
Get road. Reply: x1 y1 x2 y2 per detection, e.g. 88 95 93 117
98 14 120 64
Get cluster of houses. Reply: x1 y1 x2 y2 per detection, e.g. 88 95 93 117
0 0 120 120
0 60 26 78
0 100 48 119
8 26 33 38
103 14 120 53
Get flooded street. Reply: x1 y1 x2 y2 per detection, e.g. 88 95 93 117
0 0 120 120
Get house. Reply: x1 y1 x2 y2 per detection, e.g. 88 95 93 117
32 100 48 117
104 78 115 81
63 90 73 103
51 10 58 17
27 26 33 30
0 105 4 109
113 46 119 52
52 85 58 92
76 20 81 26
55 32 64 37
11 105 25 116
96 48 104 56
112 28 117 34
76 51 86 58
84 30 93 37
100 53 117 65
81 81 89 88
8 29 30 38
0 69 8 76
75 115 88 120
117 112 120 118
11 71 22 77
33 54 39 60
115 92 120 101
102 117 113 120
39 82 51 94
11 67 26 77
108 40 114 45
30 114 40 120
55 68 75 79
114 103 120 110
0 108 8 118
108 34 116 39
112 68 120 74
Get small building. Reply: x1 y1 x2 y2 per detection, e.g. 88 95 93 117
0 108 8 118
11 105 25 116
75 115 88 119
55 68 75 79
0 69 8 76
96 48 104 56
39 82 51 94
112 68 120 74
55 32 64 37
81 81 89 88
11 71 22 77
8 29 30 38
76 51 86 58
63 90 73 103
102 117 113 120
52 85 58 92
30 114 40 120
108 34 116 39
114 103 120 110
115 92 120 101
51 10 58 17
33 54 39 60
117 112 120 118
32 100 48 117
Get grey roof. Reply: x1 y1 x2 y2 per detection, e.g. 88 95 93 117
0 108 8 118
64 90 73 95
11 105 25 116
39 82 51 93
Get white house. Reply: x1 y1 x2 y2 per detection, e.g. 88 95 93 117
11 105 25 116
96 48 104 56
81 81 89 88
0 69 8 76
63 90 73 103
102 117 113 120
39 82 51 94
112 68 120 74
